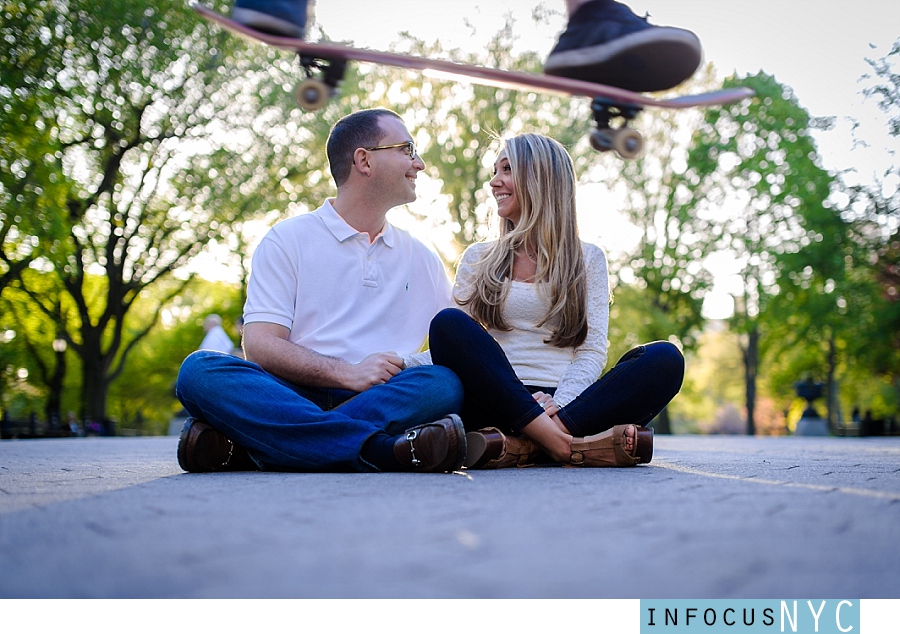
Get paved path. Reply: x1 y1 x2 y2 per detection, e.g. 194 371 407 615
1 435 898 600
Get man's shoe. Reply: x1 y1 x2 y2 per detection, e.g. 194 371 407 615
177 418 256 473
544 0 702 93
393 414 466 473
232 0 307 38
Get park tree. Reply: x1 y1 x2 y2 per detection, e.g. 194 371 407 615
601 68 731 433
1 0 340 423
1 2 608 426
0 3 69 295
768 43 900 425
0 274 73 426
840 40 900 415
686 72 836 433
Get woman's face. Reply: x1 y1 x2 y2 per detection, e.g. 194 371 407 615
490 152 521 225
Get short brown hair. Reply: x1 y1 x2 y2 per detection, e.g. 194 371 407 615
326 108 403 186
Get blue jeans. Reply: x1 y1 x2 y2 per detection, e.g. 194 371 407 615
428 308 684 437
176 350 463 472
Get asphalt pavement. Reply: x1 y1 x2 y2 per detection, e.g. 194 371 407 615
1 434 898 602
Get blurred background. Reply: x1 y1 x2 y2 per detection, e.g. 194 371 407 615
1 0 898 438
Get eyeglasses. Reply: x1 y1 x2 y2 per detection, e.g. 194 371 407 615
362 140 418 160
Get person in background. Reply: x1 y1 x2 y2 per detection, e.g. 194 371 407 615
198 314 235 354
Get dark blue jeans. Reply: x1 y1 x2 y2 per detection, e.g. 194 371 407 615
428 308 684 437
176 350 463 472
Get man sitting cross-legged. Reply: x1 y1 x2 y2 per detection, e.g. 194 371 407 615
176 108 465 473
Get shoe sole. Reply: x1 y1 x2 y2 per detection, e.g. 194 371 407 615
231 7 305 38
544 28 702 93
177 418 232 473
444 414 467 472
464 431 489 469
176 418 199 472
635 426 653 464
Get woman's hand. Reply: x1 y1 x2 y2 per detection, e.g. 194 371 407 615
532 391 559 418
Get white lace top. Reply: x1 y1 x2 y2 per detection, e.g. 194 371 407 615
404 240 610 407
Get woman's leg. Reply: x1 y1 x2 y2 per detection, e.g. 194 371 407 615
558 341 685 438
429 308 572 461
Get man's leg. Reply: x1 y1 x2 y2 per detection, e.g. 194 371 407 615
336 365 466 472
177 351 377 471
334 364 464 436
176 350 465 472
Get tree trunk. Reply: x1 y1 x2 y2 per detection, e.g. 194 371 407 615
44 348 67 430
80 357 108 424
826 332 838 430
79 325 109 425
743 327 759 436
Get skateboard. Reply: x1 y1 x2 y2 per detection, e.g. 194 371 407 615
194 4 754 159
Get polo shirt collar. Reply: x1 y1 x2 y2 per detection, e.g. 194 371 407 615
318 199 395 247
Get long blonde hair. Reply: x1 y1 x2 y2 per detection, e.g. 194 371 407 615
459 134 587 348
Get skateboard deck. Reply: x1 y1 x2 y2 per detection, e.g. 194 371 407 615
194 4 754 157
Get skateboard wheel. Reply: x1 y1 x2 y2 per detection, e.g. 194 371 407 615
612 128 643 159
295 78 330 111
589 129 615 153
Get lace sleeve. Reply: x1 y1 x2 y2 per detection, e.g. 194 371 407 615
552 243 610 408
451 243 484 306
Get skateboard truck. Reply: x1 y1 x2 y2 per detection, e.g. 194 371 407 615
590 98 644 159
295 55 346 111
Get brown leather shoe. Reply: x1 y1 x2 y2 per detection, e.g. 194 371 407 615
464 427 545 469
177 418 256 472
569 424 653 467
393 414 466 473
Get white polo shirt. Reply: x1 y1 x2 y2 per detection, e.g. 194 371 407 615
244 200 452 364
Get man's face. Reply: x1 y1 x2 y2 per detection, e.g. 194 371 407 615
366 116 425 207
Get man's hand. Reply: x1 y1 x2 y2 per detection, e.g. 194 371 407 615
244 322 405 392
342 352 404 392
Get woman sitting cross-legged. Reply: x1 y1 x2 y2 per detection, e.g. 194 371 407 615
404 133 684 468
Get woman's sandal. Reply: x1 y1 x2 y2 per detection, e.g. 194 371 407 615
464 427 545 469
569 424 653 467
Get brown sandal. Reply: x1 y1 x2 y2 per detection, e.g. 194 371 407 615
464 427 545 469
569 424 653 467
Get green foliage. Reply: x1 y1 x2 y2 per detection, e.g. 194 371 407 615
1 0 338 421
4 5 898 432
689 72 831 327
673 325 745 434
684 72 842 429
108 277 244 434
848 40 900 396
606 68 730 356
